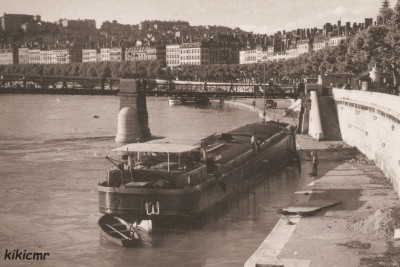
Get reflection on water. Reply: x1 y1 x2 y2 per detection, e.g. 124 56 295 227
96 164 300 267
0 95 300 267
91 164 299 266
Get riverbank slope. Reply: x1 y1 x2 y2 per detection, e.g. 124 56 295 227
244 129 400 267
231 97 400 266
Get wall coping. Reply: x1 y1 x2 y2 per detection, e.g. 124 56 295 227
332 89 400 124
332 88 400 114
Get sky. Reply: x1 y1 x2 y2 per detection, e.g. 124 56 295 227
0 0 398 34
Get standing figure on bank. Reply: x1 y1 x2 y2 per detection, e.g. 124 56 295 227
251 132 260 152
311 151 318 176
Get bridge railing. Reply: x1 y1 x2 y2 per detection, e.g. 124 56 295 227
0 75 299 97
0 75 121 91
148 79 298 95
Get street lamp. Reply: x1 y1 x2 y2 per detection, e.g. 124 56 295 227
134 54 139 79
263 63 266 117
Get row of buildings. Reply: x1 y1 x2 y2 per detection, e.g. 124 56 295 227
0 41 240 66
0 29 352 66
0 45 167 65
0 2 387 67
0 16 377 67
239 17 376 64
239 33 348 64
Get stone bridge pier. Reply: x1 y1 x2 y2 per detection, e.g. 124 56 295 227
115 79 151 144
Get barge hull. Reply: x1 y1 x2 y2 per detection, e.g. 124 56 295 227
98 126 295 218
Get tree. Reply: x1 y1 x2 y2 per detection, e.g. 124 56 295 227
377 0 394 25
347 25 389 75
383 0 400 87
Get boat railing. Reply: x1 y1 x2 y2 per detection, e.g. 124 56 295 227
105 163 209 189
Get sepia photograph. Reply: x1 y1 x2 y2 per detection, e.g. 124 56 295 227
0 0 400 266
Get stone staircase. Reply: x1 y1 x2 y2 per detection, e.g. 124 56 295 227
317 96 342 141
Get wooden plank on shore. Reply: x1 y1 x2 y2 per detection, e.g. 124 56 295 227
278 201 341 216
294 190 325 195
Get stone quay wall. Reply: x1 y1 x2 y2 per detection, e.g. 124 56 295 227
332 88 400 197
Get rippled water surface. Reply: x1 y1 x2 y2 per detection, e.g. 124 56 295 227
0 95 300 267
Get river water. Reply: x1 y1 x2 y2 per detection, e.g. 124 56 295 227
0 95 300 267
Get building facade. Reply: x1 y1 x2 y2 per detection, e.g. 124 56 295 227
125 47 147 61
18 47 29 64
239 46 268 64
209 42 236 65
28 49 41 64
52 50 71 64
145 46 166 61
329 35 347 46
0 48 15 64
166 44 180 67
82 49 98 62
179 42 210 66
296 39 312 55
40 50 53 64
100 48 110 61
110 47 122 61
313 40 329 51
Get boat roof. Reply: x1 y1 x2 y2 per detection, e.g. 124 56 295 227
112 143 200 153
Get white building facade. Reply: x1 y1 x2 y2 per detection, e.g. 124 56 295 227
110 47 122 62
166 44 180 67
0 48 14 65
82 49 98 62
100 48 110 61
52 50 71 64
28 49 41 64
40 50 53 64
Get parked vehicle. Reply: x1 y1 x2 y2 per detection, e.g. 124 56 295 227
265 99 277 109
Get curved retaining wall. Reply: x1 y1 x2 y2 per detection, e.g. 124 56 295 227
332 89 400 196
218 100 272 121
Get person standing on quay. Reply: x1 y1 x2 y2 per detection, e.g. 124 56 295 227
251 132 260 152
311 151 318 176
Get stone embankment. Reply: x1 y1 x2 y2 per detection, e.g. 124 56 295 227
232 97 400 267
224 98 296 124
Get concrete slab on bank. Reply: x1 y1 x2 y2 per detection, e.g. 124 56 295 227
244 216 302 267
278 200 341 216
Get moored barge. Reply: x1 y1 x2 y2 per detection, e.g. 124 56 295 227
98 122 296 223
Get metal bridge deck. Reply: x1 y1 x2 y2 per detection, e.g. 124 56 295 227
0 75 299 98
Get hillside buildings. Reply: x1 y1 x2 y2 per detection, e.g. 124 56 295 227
0 13 41 33
0 5 383 66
